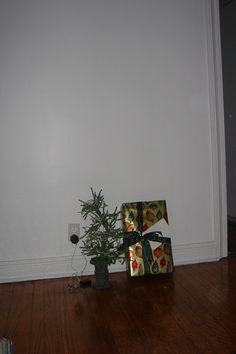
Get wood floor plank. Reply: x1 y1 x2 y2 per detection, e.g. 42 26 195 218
0 258 236 354
3 281 34 354
43 278 69 354
173 262 236 353
175 262 236 337
30 279 49 354
110 274 198 354
65 282 102 354
0 283 14 336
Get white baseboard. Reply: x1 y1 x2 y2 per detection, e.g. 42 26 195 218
172 240 219 265
0 241 219 283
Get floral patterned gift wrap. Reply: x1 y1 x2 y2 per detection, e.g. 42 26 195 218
122 201 174 277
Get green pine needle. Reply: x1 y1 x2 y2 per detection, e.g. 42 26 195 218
79 188 125 264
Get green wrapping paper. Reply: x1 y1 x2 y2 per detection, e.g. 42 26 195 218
122 201 174 277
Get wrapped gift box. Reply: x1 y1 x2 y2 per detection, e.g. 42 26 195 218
122 201 174 277
122 200 168 233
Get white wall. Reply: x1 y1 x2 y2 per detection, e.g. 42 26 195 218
0 0 224 282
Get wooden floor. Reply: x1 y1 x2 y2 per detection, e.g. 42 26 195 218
0 258 236 354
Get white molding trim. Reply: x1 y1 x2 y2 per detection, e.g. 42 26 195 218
204 0 227 258
0 241 218 283
0 255 92 283
173 241 218 265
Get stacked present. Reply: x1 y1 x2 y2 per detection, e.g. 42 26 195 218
0 338 14 354
122 201 174 277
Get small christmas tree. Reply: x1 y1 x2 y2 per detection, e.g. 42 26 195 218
79 188 125 265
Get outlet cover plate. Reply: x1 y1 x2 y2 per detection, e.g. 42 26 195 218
68 223 80 240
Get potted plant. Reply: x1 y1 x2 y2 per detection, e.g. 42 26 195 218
79 188 125 289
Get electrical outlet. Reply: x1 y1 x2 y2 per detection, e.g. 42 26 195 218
68 223 80 242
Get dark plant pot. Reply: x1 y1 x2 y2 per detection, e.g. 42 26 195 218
90 257 111 290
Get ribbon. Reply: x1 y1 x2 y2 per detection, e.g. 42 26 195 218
123 230 167 274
